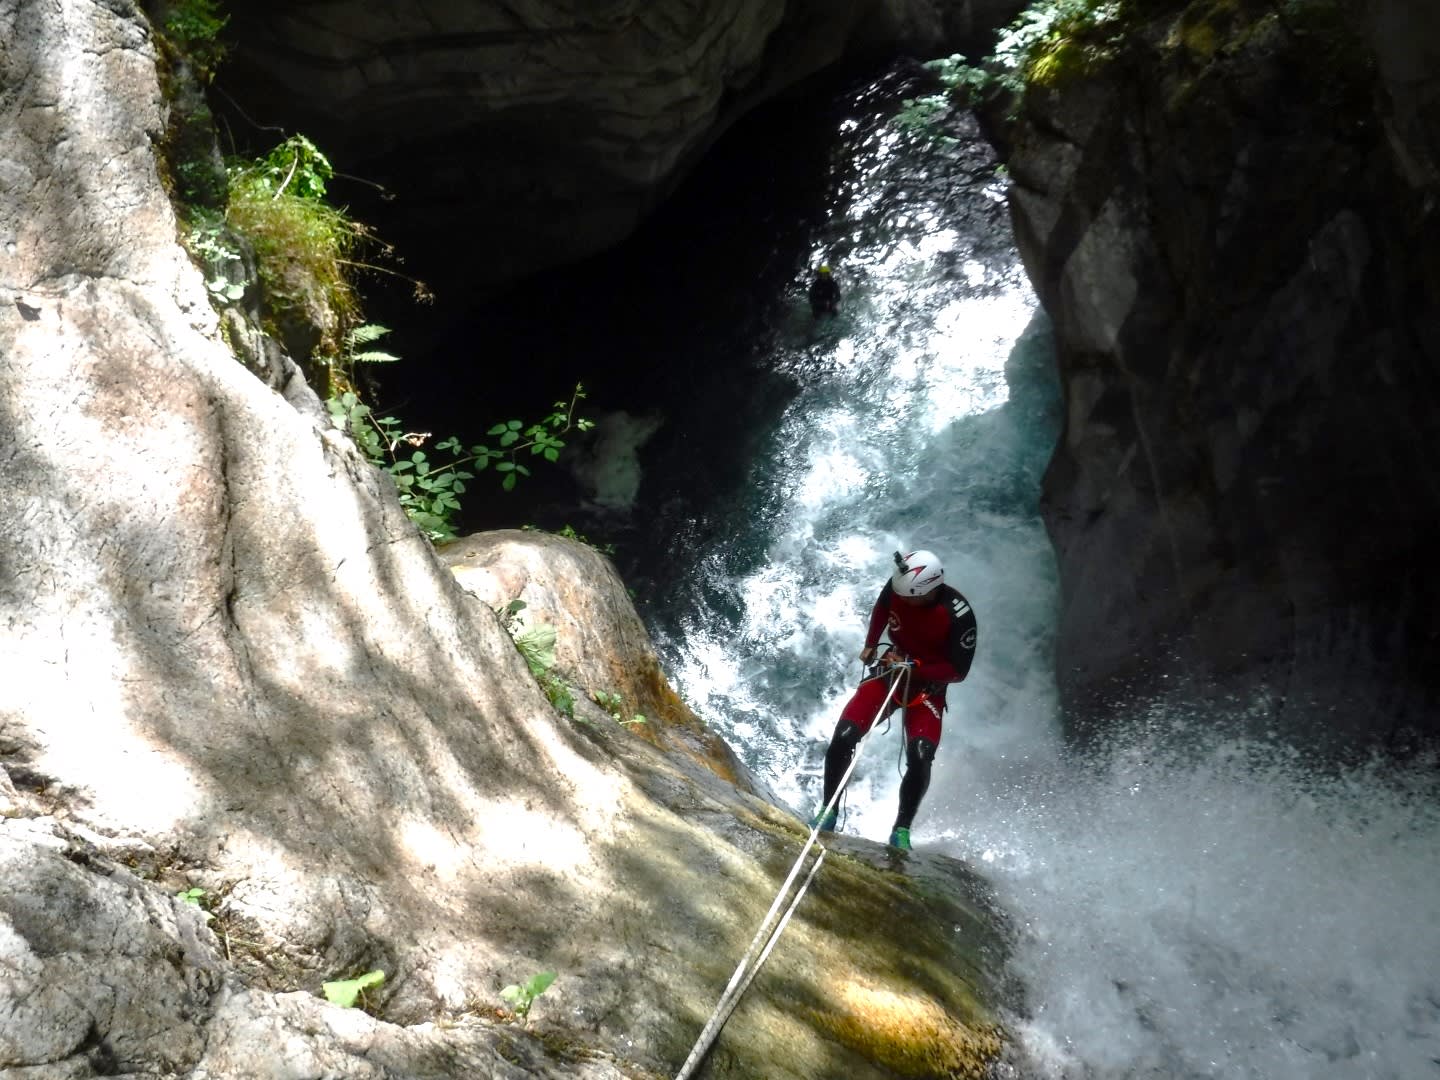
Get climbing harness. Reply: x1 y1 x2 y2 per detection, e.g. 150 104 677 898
672 659 912 1080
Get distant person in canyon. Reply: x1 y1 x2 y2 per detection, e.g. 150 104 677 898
808 549 978 850
808 264 840 317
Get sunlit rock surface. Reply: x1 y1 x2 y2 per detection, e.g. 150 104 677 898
217 0 1029 286
987 0 1440 748
439 529 777 801
0 3 1011 1075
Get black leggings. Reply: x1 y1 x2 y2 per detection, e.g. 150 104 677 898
894 737 936 829
822 720 936 829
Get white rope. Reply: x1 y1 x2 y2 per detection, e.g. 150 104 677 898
672 662 910 1080
703 846 826 1041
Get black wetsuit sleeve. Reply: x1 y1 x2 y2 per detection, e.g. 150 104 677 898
942 585 978 682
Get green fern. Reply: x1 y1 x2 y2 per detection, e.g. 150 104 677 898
342 323 400 364
512 624 558 679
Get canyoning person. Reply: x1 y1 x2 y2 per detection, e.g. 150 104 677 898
808 264 840 317
809 549 977 850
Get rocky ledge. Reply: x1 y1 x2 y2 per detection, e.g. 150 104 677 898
985 0 1440 750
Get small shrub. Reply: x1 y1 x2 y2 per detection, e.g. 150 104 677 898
499 971 556 1024
226 138 363 360
497 601 576 718
1000 0 1127 87
895 0 1148 127
592 689 646 727
175 886 215 922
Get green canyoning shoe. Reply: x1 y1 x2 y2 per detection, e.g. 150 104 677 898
808 808 838 832
888 827 911 851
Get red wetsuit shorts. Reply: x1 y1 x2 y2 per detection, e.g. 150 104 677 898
839 673 945 745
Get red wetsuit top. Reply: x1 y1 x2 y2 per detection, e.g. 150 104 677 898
841 581 978 744
864 581 978 687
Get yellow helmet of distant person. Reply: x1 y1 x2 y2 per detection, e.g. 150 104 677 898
817 265 832 275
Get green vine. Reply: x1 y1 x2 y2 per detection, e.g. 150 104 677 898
329 375 593 542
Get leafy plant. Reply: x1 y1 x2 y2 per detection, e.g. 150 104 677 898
592 689 646 727
250 134 334 201
175 886 215 923
225 142 364 358
512 623 558 677
328 381 594 542
893 56 991 142
904 0 1356 128
896 0 1135 128
543 677 577 718
461 385 596 492
160 0 229 78
990 0 1125 85
892 94 961 144
497 600 576 718
513 623 575 717
322 969 386 1009
181 213 249 303
499 971 556 1024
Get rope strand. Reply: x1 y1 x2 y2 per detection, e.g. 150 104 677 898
672 663 908 1080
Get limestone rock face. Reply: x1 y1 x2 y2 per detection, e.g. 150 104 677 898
989 0 1440 746
438 529 776 801
217 0 1028 286
1 3 1009 1076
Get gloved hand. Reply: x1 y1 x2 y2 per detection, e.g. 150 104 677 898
859 645 877 665
880 647 913 671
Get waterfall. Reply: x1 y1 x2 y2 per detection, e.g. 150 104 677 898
585 65 1440 1079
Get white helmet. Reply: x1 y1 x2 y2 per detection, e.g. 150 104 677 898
891 549 943 597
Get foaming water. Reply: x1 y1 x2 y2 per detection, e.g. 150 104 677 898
939 729 1440 1079
624 66 1440 1080
648 73 1054 818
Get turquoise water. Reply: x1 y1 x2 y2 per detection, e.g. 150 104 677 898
592 68 1440 1079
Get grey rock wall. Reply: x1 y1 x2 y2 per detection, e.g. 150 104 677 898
216 0 1028 287
988 0 1440 748
438 529 778 801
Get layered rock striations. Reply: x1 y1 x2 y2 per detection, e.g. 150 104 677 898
988 0 1440 748
216 0 1028 287
0 2 1010 1076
